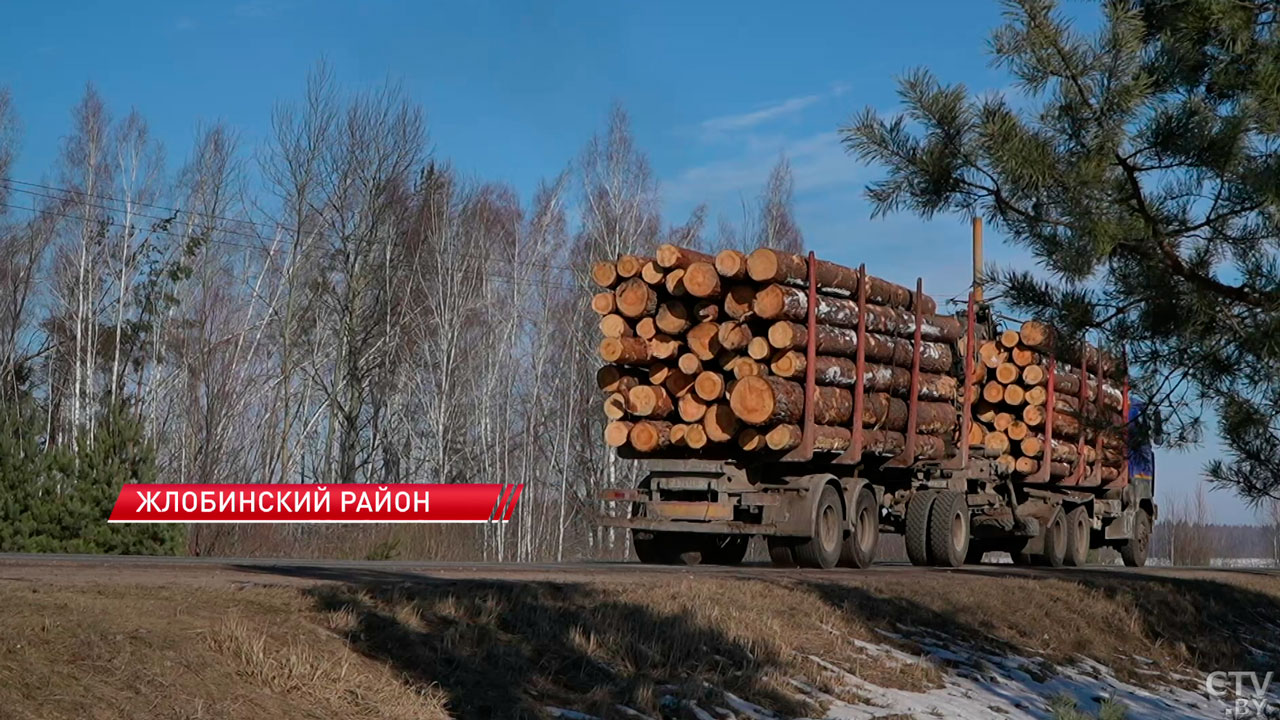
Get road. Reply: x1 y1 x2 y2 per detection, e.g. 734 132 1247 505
0 552 1268 589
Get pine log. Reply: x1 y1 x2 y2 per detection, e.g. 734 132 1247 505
665 369 694 398
1007 420 1029 441
591 261 618 289
684 423 707 449
715 249 749 279
683 262 723 298
640 261 665 285
1024 385 1047 407
983 381 1005 403
747 336 772 360
596 365 639 393
599 314 632 339
635 317 657 340
693 371 725 401
752 284 962 341
1011 346 1038 367
731 358 767 379
1020 320 1050 348
984 431 1010 455
604 421 632 448
738 427 766 451
656 244 715 270
993 412 1013 431
995 363 1019 384
615 278 658 318
762 424 948 458
669 424 688 446
703 404 738 442
974 401 997 424
686 322 722 360
999 329 1020 348
1022 404 1045 428
655 301 692 335
678 393 708 422
1003 384 1026 406
1015 457 1071 479
600 337 651 365
718 320 753 351
730 376 848 426
616 255 650 278
745 248 936 313
693 301 719 322
979 341 1005 368
1022 364 1045 386
647 363 671 385
664 268 687 296
648 335 680 360
769 351 958 401
766 321 953 372
604 392 627 420
628 385 673 418
724 285 756 320
1019 435 1081 463
591 292 617 315
967 422 987 447
995 454 1017 475
677 353 703 375
629 420 673 452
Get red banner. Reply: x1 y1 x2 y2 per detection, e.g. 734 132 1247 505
108 483 523 523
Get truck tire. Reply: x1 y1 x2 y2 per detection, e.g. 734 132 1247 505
838 486 879 568
793 484 843 569
767 537 797 567
1063 506 1090 567
1041 507 1067 568
1120 508 1151 567
904 490 938 566
703 535 750 566
927 491 970 568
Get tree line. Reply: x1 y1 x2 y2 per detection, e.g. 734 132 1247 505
0 66 804 559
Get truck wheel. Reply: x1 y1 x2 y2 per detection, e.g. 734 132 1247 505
904 490 938 566
767 537 797 567
1063 506 1090 567
1041 507 1067 568
1120 508 1151 567
793 485 844 569
839 487 879 568
927 491 970 568
703 535 750 566
632 530 671 564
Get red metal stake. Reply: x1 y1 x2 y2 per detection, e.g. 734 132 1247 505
783 251 819 461
837 264 869 465
886 278 925 467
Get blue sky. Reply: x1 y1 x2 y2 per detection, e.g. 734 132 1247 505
0 0 1254 522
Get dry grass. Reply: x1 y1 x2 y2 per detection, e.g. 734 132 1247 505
1 567 1278 718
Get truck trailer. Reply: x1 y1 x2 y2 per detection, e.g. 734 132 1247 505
595 222 1155 569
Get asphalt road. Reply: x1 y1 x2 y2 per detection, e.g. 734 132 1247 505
0 552 1270 590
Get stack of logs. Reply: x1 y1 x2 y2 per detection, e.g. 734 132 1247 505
969 320 1126 482
593 244 965 459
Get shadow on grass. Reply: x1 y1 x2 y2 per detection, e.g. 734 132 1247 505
233 563 811 719
949 566 1280 672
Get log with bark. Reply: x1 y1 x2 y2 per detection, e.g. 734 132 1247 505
766 321 953 372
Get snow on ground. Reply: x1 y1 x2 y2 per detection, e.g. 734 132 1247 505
795 626 1265 720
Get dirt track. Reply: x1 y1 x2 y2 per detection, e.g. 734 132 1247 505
0 551 1267 589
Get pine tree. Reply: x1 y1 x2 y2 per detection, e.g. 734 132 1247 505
842 0 1280 502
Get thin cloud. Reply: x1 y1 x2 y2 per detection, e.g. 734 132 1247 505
700 94 824 134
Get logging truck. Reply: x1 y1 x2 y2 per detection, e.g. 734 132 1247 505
594 223 1156 569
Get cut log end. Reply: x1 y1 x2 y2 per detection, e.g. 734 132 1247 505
728 375 777 426
715 249 748 279
629 420 672 452
753 284 786 320
746 248 783 283
683 262 722 298
604 421 632 448
693 371 725 401
590 261 618 288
